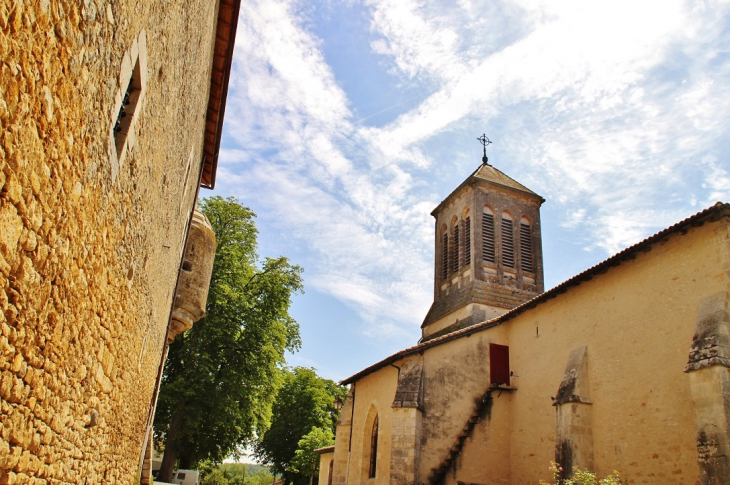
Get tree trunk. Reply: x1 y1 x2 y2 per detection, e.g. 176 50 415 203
309 471 313 485
179 455 192 470
284 471 294 485
159 407 185 482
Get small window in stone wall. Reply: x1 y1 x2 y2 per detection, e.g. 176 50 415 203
107 30 147 184
114 59 142 157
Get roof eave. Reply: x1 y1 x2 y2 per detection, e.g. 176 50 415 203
313 446 335 455
342 202 730 385
200 0 241 190
430 166 544 217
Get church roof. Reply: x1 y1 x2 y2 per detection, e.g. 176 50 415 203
472 163 540 197
431 162 544 216
341 201 730 385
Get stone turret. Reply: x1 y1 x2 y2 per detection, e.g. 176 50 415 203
167 209 216 343
421 159 545 341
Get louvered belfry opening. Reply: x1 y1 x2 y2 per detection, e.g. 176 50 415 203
442 233 449 280
464 217 471 266
520 221 533 272
502 216 515 268
452 224 460 273
482 212 495 263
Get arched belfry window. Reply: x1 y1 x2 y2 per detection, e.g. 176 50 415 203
369 415 379 478
520 217 533 273
482 208 495 263
441 230 449 280
452 221 460 273
502 212 515 268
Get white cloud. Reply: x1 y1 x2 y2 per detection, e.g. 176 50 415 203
701 156 730 205
221 1 437 334
218 0 730 346
362 0 730 255
366 0 468 82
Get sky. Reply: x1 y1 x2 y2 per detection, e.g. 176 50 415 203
209 0 730 383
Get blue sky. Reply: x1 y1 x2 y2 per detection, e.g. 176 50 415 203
210 0 730 382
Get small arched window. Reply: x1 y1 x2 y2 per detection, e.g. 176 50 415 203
502 212 515 268
520 217 533 273
441 231 449 280
369 415 379 478
328 459 334 485
482 208 495 263
452 222 460 273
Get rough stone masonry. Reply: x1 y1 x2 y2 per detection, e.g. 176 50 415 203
0 0 222 482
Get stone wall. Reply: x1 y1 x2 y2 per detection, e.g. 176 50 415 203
423 174 544 338
0 0 219 482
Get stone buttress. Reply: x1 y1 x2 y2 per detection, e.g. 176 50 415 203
685 292 730 484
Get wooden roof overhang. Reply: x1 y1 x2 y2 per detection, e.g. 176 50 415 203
200 0 242 189
313 446 335 455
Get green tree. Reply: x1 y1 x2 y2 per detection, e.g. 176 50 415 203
254 367 346 485
291 427 335 485
219 463 248 485
154 197 303 481
202 469 230 485
245 466 274 485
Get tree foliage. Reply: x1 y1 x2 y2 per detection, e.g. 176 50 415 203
540 462 626 485
291 427 334 485
201 464 274 485
254 367 346 484
154 196 303 478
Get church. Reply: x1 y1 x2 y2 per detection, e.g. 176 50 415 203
316 149 730 485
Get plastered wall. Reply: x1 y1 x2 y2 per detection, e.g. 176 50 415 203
419 326 511 485
0 0 219 482
345 367 398 485
507 220 728 484
318 452 334 485
337 218 729 484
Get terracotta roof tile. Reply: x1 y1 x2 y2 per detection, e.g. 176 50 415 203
313 446 335 455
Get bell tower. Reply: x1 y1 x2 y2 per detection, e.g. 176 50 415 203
421 136 545 341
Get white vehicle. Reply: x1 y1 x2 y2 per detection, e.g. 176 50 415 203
152 469 200 485
170 469 199 485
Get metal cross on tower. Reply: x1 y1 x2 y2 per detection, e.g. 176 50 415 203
477 134 492 165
